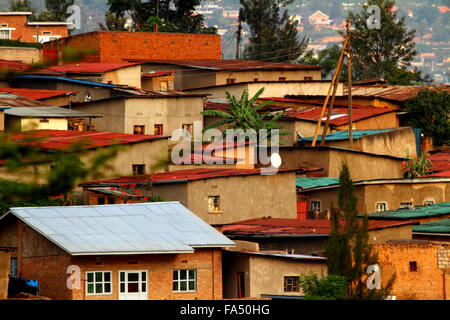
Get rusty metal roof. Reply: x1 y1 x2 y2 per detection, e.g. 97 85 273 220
347 85 450 103
0 93 49 107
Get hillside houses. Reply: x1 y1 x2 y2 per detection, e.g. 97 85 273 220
0 28 448 302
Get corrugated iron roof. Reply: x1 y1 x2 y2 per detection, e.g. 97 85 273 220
296 177 340 190
5 130 168 151
365 203 450 220
15 75 117 88
347 85 450 103
299 129 394 142
204 100 286 113
38 62 143 75
139 59 322 71
4 106 101 118
0 59 31 72
0 93 50 107
412 219 450 234
80 168 308 187
284 106 398 126
0 88 77 100
222 217 414 237
4 202 235 255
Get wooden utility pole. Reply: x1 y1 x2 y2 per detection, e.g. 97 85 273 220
347 21 353 148
155 0 159 32
311 34 350 147
236 19 242 59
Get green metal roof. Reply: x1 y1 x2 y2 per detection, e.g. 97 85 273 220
412 219 450 234
299 129 393 142
365 203 450 220
296 177 340 190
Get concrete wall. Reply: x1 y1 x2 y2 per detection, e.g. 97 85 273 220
186 172 297 225
5 117 68 131
222 251 327 299
375 241 450 300
215 69 322 86
72 98 125 133
321 127 417 158
299 181 450 214
104 65 142 88
0 46 41 63
279 147 404 181
185 81 344 99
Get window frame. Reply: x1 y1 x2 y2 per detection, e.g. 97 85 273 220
173 269 197 293
0 29 11 40
310 200 321 212
85 271 113 296
376 202 387 212
154 124 163 135
208 195 221 213
400 202 413 209
284 276 300 293
133 125 145 135
132 164 146 175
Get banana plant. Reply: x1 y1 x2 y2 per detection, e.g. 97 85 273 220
201 88 290 144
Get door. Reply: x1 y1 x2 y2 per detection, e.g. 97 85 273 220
118 271 148 300
237 272 245 298
297 196 309 220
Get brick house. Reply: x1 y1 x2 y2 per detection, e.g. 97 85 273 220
0 202 234 300
375 240 450 300
0 12 69 43
43 31 221 63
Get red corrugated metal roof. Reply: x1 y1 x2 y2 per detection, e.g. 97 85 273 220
80 168 312 186
38 62 142 74
139 59 322 71
420 149 450 177
0 88 77 100
0 59 31 72
223 217 414 236
347 85 450 103
5 130 167 151
284 105 398 126
142 71 173 78
204 100 286 113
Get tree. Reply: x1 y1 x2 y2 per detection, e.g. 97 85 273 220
298 274 348 300
201 88 289 143
240 0 309 63
107 0 216 34
98 10 128 31
10 0 37 21
326 163 395 299
239 0 308 62
404 89 450 146
345 0 427 84
38 0 74 22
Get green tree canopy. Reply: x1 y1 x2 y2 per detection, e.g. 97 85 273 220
404 89 450 146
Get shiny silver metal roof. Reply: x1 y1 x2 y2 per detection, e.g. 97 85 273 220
6 202 235 255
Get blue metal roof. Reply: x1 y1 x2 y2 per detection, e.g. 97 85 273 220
15 75 117 88
0 106 11 110
299 129 393 142
5 202 235 255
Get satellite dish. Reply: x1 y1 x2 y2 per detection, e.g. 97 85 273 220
270 153 282 168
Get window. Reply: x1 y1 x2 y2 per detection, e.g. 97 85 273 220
304 76 313 81
160 81 168 92
279 77 286 81
107 197 115 204
133 125 145 135
86 271 112 295
376 202 387 212
284 276 299 292
154 124 163 135
310 201 321 212
226 78 236 84
42 31 52 35
39 119 50 123
208 196 220 213
173 269 197 292
9 257 17 276
0 24 8 28
409 261 417 272
253 78 259 82
97 197 105 205
0 29 11 40
424 200 434 206
132 164 146 175
400 202 413 209
182 124 193 136
119 271 147 295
